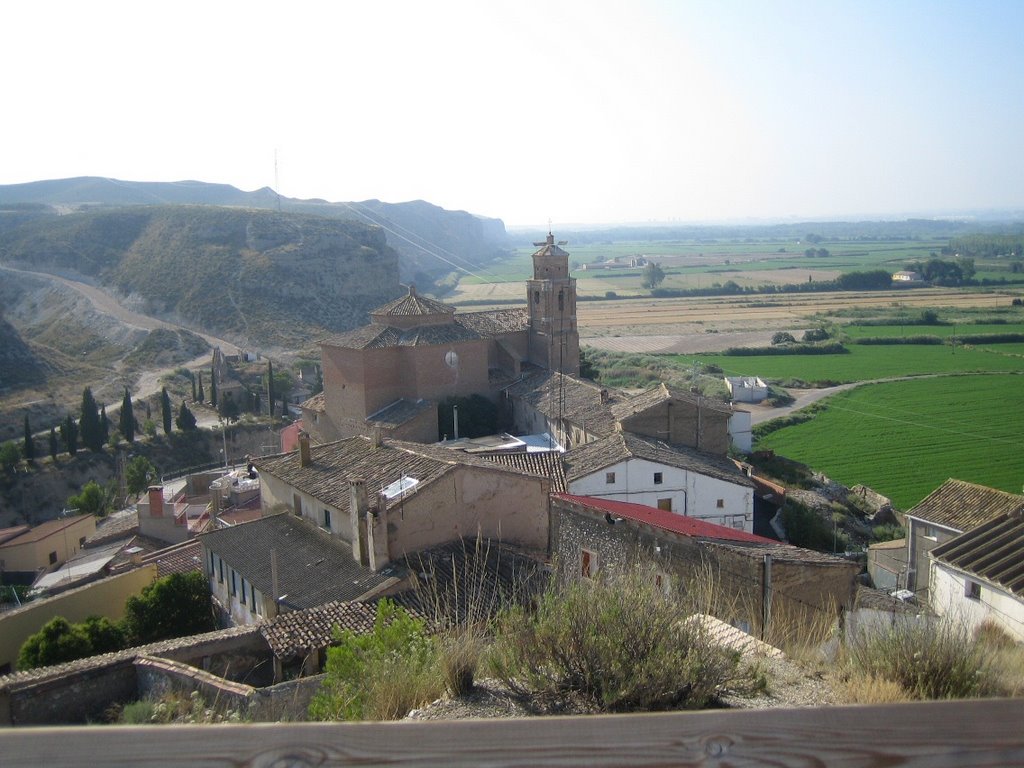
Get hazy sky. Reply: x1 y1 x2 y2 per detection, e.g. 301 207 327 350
3 1 1023 225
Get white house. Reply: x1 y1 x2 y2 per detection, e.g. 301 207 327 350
725 376 768 404
562 430 755 532
929 509 1024 641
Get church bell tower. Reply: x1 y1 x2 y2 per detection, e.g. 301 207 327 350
527 232 580 375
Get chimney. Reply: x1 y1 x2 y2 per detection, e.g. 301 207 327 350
298 431 311 467
148 486 164 518
370 426 383 450
368 499 390 571
409 284 417 297
349 479 369 565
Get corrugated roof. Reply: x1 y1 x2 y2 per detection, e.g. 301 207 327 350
905 479 1024 531
931 511 1024 598
199 513 400 611
562 431 753 487
554 494 773 544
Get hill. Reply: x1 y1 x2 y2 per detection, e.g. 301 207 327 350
0 205 401 348
0 177 510 285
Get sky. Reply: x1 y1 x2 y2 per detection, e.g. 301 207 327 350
3 1 1023 226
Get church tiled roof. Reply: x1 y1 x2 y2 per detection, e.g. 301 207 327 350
455 308 530 336
372 286 454 318
326 322 481 350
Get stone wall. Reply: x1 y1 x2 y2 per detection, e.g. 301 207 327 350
7 658 137 725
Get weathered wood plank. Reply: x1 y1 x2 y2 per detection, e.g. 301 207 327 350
2 698 1023 767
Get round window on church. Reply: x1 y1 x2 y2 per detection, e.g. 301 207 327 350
444 350 459 369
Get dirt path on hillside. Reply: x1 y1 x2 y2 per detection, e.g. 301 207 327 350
0 264 241 402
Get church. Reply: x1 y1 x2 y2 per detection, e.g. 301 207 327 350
302 232 580 444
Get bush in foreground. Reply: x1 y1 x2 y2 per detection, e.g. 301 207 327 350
487 572 739 713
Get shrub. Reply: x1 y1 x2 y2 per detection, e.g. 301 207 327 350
487 572 739 712
308 600 441 721
801 328 829 342
847 619 1000 700
771 332 796 345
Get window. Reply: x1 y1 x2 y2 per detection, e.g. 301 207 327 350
48 551 58 565
218 558 224 584
533 290 540 305
209 551 215 574
251 584 259 614
558 290 564 311
240 577 247 605
230 570 237 597
657 498 672 511
581 548 597 579
653 472 663 485
966 580 981 600
79 536 86 547
293 493 302 516
716 499 725 508
605 472 616 484
323 508 332 530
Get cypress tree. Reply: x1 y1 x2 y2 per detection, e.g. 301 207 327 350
62 414 78 456
176 401 197 431
252 390 261 414
49 426 59 461
161 387 173 435
210 367 218 408
23 414 35 461
267 360 275 417
120 388 135 443
79 387 103 452
100 405 110 446
191 374 197 403
197 372 205 403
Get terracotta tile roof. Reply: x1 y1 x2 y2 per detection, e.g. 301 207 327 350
372 287 455 318
454 308 530 336
301 391 326 413
199 513 402 611
142 539 204 578
84 509 139 548
481 451 567 492
932 511 1024 598
326 321 481 350
555 494 774 544
705 540 857 565
367 398 434 428
610 382 734 420
854 585 928 613
505 370 622 437
905 479 1024 531
260 600 382 659
0 525 30 545
562 431 753 487
254 435 528 519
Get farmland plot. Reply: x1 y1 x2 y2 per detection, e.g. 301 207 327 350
757 374 1024 511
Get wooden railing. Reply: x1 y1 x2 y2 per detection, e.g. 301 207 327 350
2 698 1023 767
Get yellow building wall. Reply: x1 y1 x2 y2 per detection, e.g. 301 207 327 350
0 565 158 672
0 515 97 574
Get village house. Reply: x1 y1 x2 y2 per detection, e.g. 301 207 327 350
0 515 97 586
561 431 755 532
725 376 768 404
929 508 1024 641
903 479 1024 597
551 494 859 641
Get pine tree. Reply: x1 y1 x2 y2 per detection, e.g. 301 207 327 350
49 427 59 461
79 387 103 452
23 414 35 461
120 388 135 443
267 360 275 417
197 372 205 403
210 366 218 408
161 387 173 435
176 401 197 431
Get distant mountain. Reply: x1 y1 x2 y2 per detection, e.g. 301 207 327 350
0 177 510 282
0 206 401 348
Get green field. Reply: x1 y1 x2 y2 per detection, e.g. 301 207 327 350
840 323 1024 339
682 344 1024 385
757 374 1024 510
